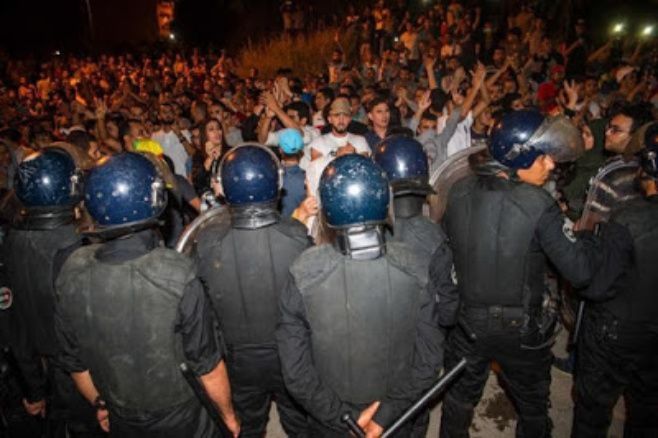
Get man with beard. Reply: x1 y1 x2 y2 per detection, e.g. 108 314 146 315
151 103 190 178
572 123 658 437
307 97 371 162
603 104 652 156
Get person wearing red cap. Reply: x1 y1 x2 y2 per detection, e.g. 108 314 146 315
536 64 565 113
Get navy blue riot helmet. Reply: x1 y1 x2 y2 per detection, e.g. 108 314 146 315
373 135 433 195
217 144 282 206
490 110 545 169
319 154 390 228
490 110 584 169
15 147 82 208
84 152 166 228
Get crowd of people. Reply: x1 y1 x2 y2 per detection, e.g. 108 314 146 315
1 0 658 437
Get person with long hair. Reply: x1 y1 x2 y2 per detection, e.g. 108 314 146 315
193 118 228 196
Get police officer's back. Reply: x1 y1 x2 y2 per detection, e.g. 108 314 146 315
440 110 604 438
193 144 310 437
572 122 658 437
2 146 102 436
276 154 444 437
374 135 459 329
54 152 239 437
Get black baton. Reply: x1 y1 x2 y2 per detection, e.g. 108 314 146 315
342 358 468 437
179 362 232 437
571 300 585 346
342 412 366 437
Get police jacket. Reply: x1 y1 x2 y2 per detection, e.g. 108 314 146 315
195 212 309 349
444 174 602 311
55 230 222 436
582 195 658 324
276 242 443 432
3 220 81 400
390 214 459 327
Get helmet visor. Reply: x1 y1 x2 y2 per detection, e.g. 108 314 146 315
526 115 584 163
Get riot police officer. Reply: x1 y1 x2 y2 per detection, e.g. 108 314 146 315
572 122 658 437
193 144 310 437
54 152 239 437
373 135 459 329
276 154 444 437
2 144 102 436
439 110 606 438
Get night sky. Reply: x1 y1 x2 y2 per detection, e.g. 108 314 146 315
0 0 656 55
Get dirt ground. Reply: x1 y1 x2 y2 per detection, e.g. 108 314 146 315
264 329 626 437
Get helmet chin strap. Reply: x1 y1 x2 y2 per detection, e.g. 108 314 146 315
334 224 386 260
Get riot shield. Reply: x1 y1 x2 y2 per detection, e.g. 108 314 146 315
427 144 487 223
579 157 641 230
175 205 229 255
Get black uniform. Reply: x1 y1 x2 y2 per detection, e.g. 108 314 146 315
389 197 459 328
194 210 310 437
55 230 223 438
440 173 603 438
276 241 444 437
2 212 104 437
0 212 42 438
387 197 458 436
572 195 658 437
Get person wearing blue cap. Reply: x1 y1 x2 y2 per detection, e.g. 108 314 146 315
277 128 307 218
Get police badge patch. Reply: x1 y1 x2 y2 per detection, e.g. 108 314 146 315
0 287 13 310
451 264 458 285
562 217 577 243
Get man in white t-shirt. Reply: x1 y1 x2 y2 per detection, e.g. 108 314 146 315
299 98 371 239
307 97 371 162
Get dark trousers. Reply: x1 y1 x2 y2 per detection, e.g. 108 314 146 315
439 312 552 438
572 311 658 438
227 346 308 437
50 364 106 437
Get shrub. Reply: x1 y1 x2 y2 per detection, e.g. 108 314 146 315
236 27 357 78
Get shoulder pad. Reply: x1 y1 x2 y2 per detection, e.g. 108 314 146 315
290 244 340 290
61 244 100 272
274 218 311 247
407 215 447 245
56 244 101 290
386 241 429 287
611 198 658 236
510 183 556 218
448 175 477 201
139 247 197 286
193 211 232 259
